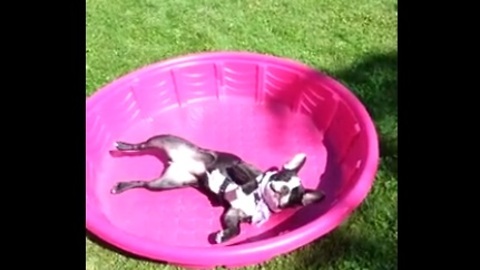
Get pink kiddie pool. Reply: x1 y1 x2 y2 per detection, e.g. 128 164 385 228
86 51 379 268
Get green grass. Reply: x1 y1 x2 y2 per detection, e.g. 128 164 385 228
86 0 397 269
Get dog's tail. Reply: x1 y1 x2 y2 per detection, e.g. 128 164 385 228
115 141 149 151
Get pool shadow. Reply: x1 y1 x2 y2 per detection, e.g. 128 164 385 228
330 52 398 175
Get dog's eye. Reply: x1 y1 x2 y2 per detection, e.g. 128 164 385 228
280 186 290 195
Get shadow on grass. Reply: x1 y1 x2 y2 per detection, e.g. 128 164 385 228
334 53 397 121
331 51 398 175
283 52 398 270
282 226 397 270
260 50 397 176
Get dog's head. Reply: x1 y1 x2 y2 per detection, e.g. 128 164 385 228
262 153 325 212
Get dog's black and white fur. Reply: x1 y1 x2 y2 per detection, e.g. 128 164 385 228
110 134 325 244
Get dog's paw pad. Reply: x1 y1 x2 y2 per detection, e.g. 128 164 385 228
110 183 124 194
115 141 132 151
110 186 119 194
214 231 225 244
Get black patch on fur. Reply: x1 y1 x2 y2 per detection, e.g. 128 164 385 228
226 165 259 194
270 169 296 182
218 176 233 201
225 165 250 184
209 151 242 170
240 180 258 195
284 186 306 208
195 174 224 207
220 216 241 242
254 192 261 204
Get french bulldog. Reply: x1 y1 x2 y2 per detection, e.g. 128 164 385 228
110 134 325 244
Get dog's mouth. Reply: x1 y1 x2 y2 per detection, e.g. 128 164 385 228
261 182 281 212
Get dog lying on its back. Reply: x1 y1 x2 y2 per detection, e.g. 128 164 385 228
110 134 326 244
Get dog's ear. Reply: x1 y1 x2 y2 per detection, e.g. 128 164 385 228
266 166 279 172
301 189 325 205
283 153 307 173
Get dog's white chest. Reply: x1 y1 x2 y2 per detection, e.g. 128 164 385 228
206 169 272 226
230 192 271 226
169 146 206 175
206 169 234 193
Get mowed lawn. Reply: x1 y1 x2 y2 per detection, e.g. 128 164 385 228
86 0 397 269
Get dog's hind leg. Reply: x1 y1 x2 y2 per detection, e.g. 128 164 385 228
115 134 213 166
111 162 199 194
115 135 187 152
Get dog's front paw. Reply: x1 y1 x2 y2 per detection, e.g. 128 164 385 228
110 182 127 194
214 230 225 244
